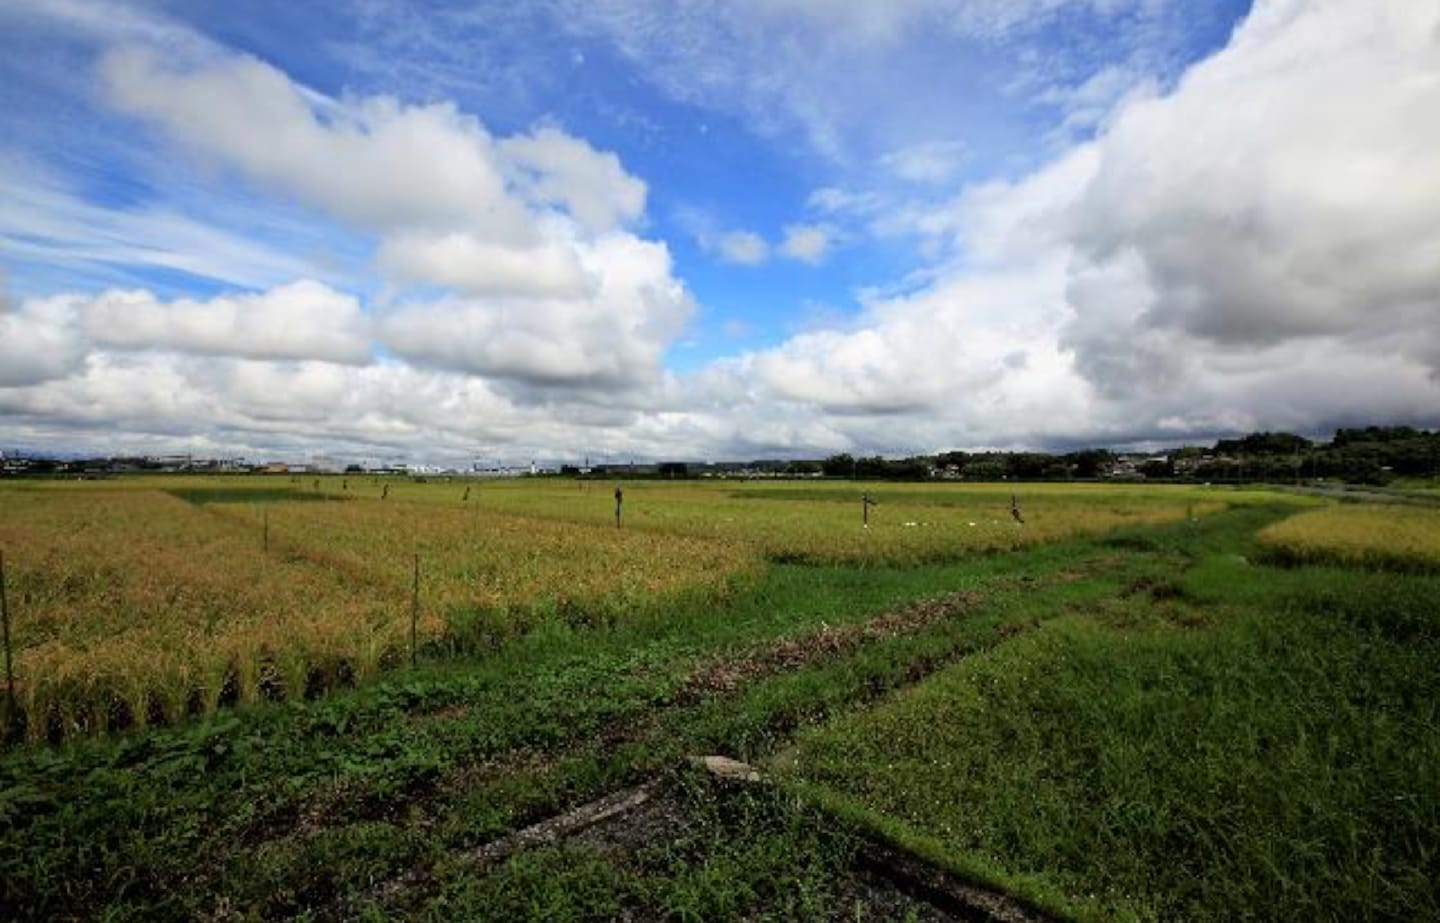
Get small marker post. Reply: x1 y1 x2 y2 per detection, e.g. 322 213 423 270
410 553 420 667
0 550 14 716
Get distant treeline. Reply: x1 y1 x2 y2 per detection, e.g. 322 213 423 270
8 426 1438 486
577 426 1438 485
816 426 1439 485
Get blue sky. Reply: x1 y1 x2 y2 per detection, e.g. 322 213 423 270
6 0 1240 351
1 0 1437 464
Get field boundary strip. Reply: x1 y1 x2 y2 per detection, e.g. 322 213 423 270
313 559 1122 919
245 582 1001 849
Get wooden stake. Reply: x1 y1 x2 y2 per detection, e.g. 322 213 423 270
1 550 14 713
411 553 420 667
263 507 270 553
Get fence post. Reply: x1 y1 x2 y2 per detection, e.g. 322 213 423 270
263 508 270 553
411 553 420 667
1 550 14 714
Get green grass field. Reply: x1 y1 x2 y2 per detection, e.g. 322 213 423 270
0 479 1434 920
783 519 1440 920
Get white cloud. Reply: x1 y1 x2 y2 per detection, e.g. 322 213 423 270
779 224 831 264
1063 0 1440 392
686 0 1440 450
0 347 718 465
100 46 648 244
379 234 692 388
81 280 372 364
102 47 530 240
692 224 830 267
498 126 647 233
0 294 85 387
0 280 371 389
97 44 691 391
877 140 968 184
714 230 769 267
374 228 592 299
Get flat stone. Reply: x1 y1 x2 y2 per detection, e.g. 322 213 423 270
693 754 762 783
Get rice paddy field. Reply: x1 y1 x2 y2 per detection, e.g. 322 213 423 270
1 476 1437 922
1256 503 1440 573
0 475 1241 742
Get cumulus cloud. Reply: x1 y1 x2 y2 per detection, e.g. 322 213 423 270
1063 0 1440 391
692 223 830 267
709 249 1089 428
0 280 371 388
374 229 592 300
98 44 690 390
498 126 647 233
0 346 729 465
101 46 532 240
379 234 692 388
80 280 372 364
691 0 1440 449
0 294 86 387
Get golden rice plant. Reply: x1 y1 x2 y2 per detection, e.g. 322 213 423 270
0 475 1256 742
397 478 1234 565
0 482 758 741
1257 504 1440 573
